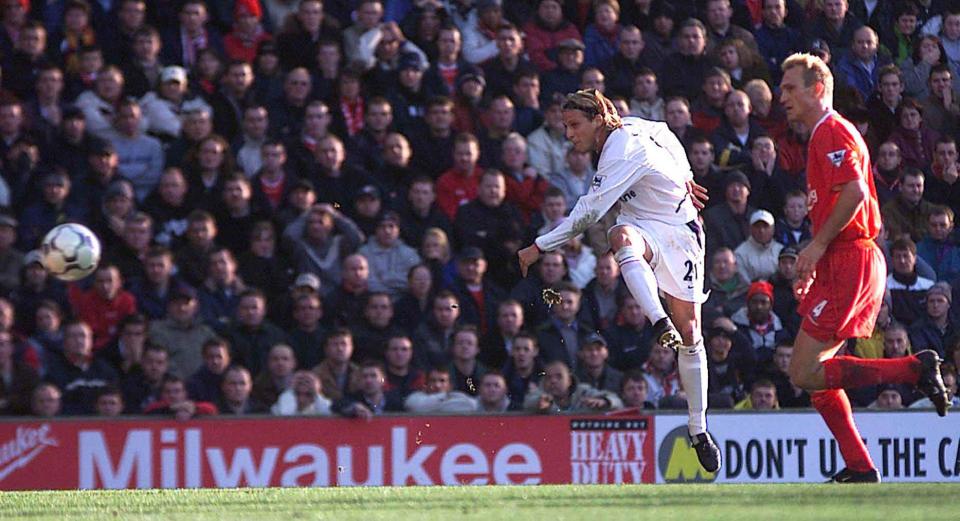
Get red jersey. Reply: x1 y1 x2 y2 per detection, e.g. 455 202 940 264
806 111 882 244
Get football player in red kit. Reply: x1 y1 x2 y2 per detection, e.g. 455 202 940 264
779 53 949 483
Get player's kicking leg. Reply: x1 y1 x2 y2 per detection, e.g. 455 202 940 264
790 329 948 483
607 225 681 351
608 224 720 472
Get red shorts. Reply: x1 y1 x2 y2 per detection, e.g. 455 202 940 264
798 240 886 342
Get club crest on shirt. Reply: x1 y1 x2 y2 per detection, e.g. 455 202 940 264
826 149 846 167
592 175 605 191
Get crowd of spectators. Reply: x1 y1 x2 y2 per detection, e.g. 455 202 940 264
0 0 958 421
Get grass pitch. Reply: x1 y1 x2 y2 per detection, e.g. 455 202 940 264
1 484 954 521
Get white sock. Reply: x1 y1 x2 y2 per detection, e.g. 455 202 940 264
614 245 668 324
678 339 708 436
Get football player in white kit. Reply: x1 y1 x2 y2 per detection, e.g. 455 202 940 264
518 89 721 472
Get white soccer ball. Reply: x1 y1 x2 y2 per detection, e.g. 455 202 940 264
40 223 101 281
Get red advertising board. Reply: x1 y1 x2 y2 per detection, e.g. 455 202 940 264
0 415 655 490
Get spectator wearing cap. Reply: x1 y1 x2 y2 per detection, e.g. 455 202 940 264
449 246 506 336
9 252 67 337
868 384 905 409
770 246 801 335
452 70 486 134
223 0 271 64
88 178 136 252
148 286 217 379
160 0 224 68
529 98 574 179
454 169 524 288
705 326 746 407
481 22 534 100
0 214 23 294
732 280 785 363
357 211 421 296
140 66 190 141
388 54 431 134
106 99 163 202
803 0 863 57
703 169 755 256
887 237 936 325
734 209 784 283
909 282 955 358
574 333 622 393
917 206 960 282
657 18 710 100
540 38 585 105
17 172 87 251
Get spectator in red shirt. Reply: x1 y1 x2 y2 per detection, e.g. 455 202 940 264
144 374 218 419
524 0 582 73
436 132 482 220
68 264 137 352
223 0 271 64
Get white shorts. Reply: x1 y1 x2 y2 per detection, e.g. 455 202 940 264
614 216 708 304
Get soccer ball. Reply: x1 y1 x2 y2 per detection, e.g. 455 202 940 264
40 223 101 281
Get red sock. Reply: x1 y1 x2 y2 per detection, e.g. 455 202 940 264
811 390 874 472
823 355 920 389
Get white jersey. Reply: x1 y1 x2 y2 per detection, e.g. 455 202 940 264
536 117 697 252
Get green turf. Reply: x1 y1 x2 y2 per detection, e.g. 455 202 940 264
1 484 955 521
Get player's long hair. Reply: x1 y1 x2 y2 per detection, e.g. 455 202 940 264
781 53 834 104
562 89 623 131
